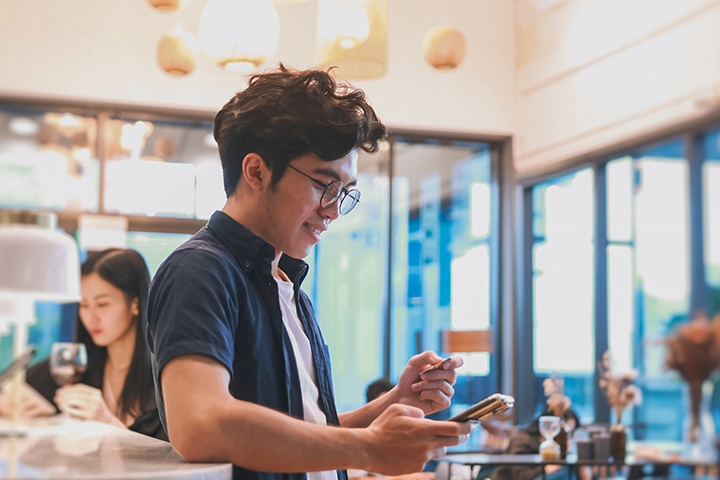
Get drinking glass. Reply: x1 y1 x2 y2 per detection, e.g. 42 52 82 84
49 343 87 386
538 415 561 460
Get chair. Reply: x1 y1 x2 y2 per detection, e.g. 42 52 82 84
440 329 493 355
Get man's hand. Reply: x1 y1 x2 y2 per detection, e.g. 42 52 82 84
391 351 462 415
359 403 471 476
54 384 116 424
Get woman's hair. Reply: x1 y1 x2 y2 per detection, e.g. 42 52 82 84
76 248 153 422
214 64 388 196
524 406 581 438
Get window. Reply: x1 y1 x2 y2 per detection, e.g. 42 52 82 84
104 116 223 219
606 141 689 440
126 232 192 277
311 137 499 413
521 137 700 441
312 146 390 412
703 131 720 303
531 168 595 422
0 105 99 212
390 139 495 417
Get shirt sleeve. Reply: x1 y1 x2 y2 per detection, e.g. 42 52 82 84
147 246 240 379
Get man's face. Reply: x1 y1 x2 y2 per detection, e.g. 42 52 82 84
260 150 358 259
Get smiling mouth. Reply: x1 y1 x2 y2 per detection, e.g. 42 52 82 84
303 223 324 237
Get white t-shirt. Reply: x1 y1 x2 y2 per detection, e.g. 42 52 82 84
273 262 337 480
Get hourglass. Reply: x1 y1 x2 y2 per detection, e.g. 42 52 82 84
538 415 561 460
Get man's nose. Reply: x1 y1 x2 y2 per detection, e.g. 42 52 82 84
320 199 341 220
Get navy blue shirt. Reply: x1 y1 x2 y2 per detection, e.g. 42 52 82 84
147 211 346 480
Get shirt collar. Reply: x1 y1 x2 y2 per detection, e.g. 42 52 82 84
207 211 309 287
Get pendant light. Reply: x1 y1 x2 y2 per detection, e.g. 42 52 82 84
317 0 388 80
157 24 201 76
198 0 280 72
147 0 191 12
422 25 466 70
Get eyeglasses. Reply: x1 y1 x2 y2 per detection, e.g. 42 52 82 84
286 164 360 215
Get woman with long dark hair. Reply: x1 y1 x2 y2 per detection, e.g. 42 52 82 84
24 248 166 440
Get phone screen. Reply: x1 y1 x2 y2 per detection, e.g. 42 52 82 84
0 346 36 388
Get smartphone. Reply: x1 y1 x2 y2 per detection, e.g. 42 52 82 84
0 346 36 389
419 358 450 375
448 393 515 422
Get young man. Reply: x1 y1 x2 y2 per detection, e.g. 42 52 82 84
146 66 472 480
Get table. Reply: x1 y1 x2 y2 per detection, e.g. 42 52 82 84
445 442 719 480
0 416 232 479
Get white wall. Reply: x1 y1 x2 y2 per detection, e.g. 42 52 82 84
515 0 720 176
0 0 515 136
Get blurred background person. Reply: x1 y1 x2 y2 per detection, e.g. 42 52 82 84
366 377 395 403
0 248 166 440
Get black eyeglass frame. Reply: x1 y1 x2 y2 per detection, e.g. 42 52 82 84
286 164 361 215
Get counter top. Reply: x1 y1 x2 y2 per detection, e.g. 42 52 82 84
0 416 232 479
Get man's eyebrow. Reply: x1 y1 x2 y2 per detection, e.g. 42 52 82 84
313 167 357 187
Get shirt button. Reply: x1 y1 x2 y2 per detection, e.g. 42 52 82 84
244 261 251 268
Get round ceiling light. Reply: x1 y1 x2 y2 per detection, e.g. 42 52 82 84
199 0 279 72
9 117 39 136
317 0 388 80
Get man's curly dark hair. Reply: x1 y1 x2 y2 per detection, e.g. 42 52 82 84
214 64 388 197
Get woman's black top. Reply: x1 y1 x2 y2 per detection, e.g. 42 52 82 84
25 359 168 441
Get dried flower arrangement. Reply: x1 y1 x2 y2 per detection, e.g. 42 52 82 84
664 312 720 441
542 373 571 417
597 351 642 425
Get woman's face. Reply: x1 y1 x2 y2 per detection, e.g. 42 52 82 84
78 272 138 347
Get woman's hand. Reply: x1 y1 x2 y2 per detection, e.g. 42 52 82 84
54 384 115 424
0 383 56 418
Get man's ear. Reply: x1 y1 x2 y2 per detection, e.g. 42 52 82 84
241 153 270 192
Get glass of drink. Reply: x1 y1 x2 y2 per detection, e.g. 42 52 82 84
49 343 87 386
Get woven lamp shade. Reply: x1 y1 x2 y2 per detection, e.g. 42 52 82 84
317 0 387 80
147 0 190 12
422 25 466 70
157 27 201 76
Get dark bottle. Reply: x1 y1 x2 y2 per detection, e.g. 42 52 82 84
554 423 568 458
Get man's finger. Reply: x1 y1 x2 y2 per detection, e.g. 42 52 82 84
423 419 473 436
432 432 470 448
427 447 447 461
412 351 444 369
441 356 463 370
413 379 454 397
419 390 451 409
